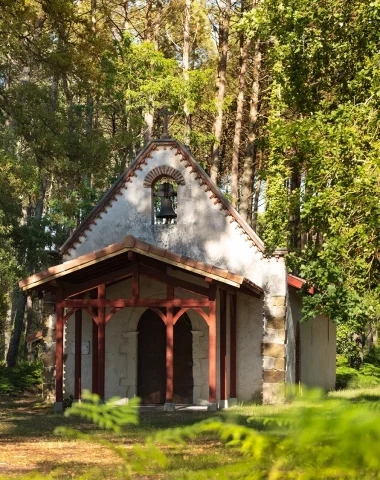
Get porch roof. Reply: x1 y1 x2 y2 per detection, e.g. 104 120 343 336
19 235 263 296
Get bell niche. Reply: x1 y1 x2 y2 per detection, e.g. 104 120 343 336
153 179 178 225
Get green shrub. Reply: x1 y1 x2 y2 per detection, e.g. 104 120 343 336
54 390 380 479
364 345 380 366
336 361 380 390
0 361 42 394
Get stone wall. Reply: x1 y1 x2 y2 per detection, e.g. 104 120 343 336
262 294 287 404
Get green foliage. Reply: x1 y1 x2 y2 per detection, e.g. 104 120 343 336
47 390 380 479
249 0 380 335
0 361 42 394
336 354 380 389
364 346 380 366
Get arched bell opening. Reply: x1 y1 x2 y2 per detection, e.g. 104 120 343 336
152 178 178 225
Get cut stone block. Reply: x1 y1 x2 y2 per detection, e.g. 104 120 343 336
263 370 285 383
262 343 285 358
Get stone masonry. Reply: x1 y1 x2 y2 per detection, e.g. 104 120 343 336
262 295 287 404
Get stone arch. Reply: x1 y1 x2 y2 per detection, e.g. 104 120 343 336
143 165 185 188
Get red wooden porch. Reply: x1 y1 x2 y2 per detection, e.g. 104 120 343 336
19 236 262 409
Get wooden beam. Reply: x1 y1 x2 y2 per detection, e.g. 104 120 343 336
97 285 106 400
55 290 64 404
219 290 227 401
166 306 173 402
74 309 82 400
63 265 134 298
62 298 210 308
208 285 217 404
229 293 237 398
139 264 209 297
92 316 99 395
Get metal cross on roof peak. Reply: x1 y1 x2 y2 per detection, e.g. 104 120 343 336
158 106 174 138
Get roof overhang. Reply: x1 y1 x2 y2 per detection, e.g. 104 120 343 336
20 235 263 297
288 274 315 295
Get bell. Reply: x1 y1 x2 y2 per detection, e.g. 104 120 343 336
157 197 177 220
155 182 175 197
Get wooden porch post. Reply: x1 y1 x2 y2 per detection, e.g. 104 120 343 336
55 291 64 410
74 309 82 401
229 293 237 399
92 316 98 395
165 285 174 409
209 285 217 406
165 306 174 403
97 284 106 400
219 290 227 404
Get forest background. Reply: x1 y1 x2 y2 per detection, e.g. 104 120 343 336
0 0 379 370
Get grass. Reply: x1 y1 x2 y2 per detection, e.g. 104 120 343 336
2 387 380 479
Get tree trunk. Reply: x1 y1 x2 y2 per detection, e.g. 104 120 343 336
143 0 162 143
183 0 191 144
23 295 33 359
231 34 250 207
7 176 47 366
240 42 262 224
252 149 263 231
6 288 27 367
210 0 231 184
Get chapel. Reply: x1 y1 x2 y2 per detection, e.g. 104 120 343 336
19 135 336 411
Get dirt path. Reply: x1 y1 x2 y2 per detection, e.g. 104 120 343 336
0 395 123 478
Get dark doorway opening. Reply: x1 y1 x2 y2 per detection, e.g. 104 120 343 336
137 309 166 404
173 313 194 404
137 309 194 404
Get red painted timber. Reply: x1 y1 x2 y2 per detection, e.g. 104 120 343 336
92 315 99 394
74 309 82 400
166 306 174 402
97 285 106 400
229 293 237 398
209 286 217 403
62 298 209 308
55 295 64 404
219 290 227 401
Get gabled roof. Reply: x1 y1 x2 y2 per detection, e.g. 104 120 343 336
60 139 265 255
20 235 263 296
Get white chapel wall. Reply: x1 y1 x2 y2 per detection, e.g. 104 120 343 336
236 292 263 401
288 288 336 391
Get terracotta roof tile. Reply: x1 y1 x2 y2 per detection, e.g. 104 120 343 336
181 256 197 268
135 239 150 252
196 261 213 274
211 266 229 279
124 236 136 248
148 244 167 257
227 272 243 284
164 250 182 263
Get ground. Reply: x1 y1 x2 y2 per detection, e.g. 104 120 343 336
1 388 380 479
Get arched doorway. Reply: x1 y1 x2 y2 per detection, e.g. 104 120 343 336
173 313 193 404
137 309 194 404
137 309 166 403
